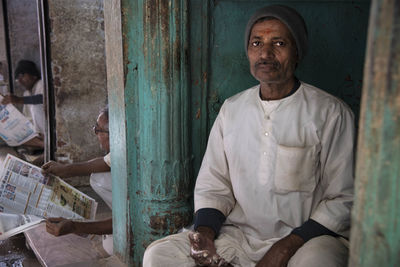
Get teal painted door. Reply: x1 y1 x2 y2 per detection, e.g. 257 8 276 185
190 0 371 176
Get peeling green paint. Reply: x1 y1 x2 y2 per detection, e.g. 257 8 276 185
349 0 400 266
105 0 192 265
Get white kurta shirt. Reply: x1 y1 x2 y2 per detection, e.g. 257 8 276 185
91 153 112 255
23 80 45 135
195 82 355 248
104 152 111 167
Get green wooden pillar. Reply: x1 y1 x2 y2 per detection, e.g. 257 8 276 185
104 0 193 265
349 0 400 266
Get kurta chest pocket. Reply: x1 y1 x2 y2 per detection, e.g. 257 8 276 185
274 144 317 193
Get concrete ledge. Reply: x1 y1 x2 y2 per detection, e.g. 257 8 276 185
56 256 127 267
24 224 110 267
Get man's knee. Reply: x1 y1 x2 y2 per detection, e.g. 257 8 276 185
143 241 162 267
143 239 177 267
288 235 349 267
143 232 193 267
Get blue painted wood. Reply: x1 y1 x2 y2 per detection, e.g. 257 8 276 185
105 0 192 265
349 0 400 265
104 0 131 263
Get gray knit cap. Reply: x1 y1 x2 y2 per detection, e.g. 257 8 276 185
244 5 308 61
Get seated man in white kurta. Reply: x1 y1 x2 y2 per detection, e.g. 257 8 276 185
144 5 354 267
41 107 114 255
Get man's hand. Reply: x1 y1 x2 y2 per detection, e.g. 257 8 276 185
46 217 76 236
256 234 305 267
1 95 23 105
188 226 232 267
41 161 69 178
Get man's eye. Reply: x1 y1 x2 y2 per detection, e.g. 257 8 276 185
274 41 285 47
251 41 261 47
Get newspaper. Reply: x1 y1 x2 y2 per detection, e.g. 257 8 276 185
0 154 98 240
0 213 44 240
0 95 38 146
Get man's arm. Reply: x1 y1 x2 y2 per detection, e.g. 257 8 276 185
42 157 110 178
194 104 235 217
194 208 226 236
291 219 339 241
189 225 232 267
255 234 304 267
23 136 44 148
0 94 43 105
46 217 112 236
189 209 232 266
309 106 355 236
21 94 43 104
255 221 339 267
190 104 235 266
1 94 24 105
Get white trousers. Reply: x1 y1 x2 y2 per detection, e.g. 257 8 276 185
143 227 349 267
90 172 113 255
90 172 112 209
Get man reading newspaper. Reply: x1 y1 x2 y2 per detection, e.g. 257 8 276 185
0 60 45 148
0 154 97 240
42 107 113 255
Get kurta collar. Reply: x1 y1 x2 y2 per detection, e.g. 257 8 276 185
257 79 303 105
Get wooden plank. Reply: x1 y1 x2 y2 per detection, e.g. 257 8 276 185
349 0 400 266
103 0 130 264
104 0 192 265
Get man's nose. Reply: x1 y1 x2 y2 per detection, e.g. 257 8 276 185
259 43 275 58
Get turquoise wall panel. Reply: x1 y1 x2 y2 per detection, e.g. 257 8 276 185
190 0 370 176
349 0 400 265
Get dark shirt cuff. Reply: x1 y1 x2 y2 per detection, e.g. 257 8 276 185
194 208 226 237
291 219 339 242
22 94 43 104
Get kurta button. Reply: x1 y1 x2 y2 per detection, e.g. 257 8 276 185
263 152 267 155
265 115 270 120
264 132 269 136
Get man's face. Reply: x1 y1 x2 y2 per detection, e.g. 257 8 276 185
94 112 110 152
247 19 298 85
16 73 37 89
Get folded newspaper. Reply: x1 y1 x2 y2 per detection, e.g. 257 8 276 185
0 96 38 146
0 154 98 240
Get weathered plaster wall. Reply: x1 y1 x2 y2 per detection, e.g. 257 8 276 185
6 0 40 95
48 0 107 185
